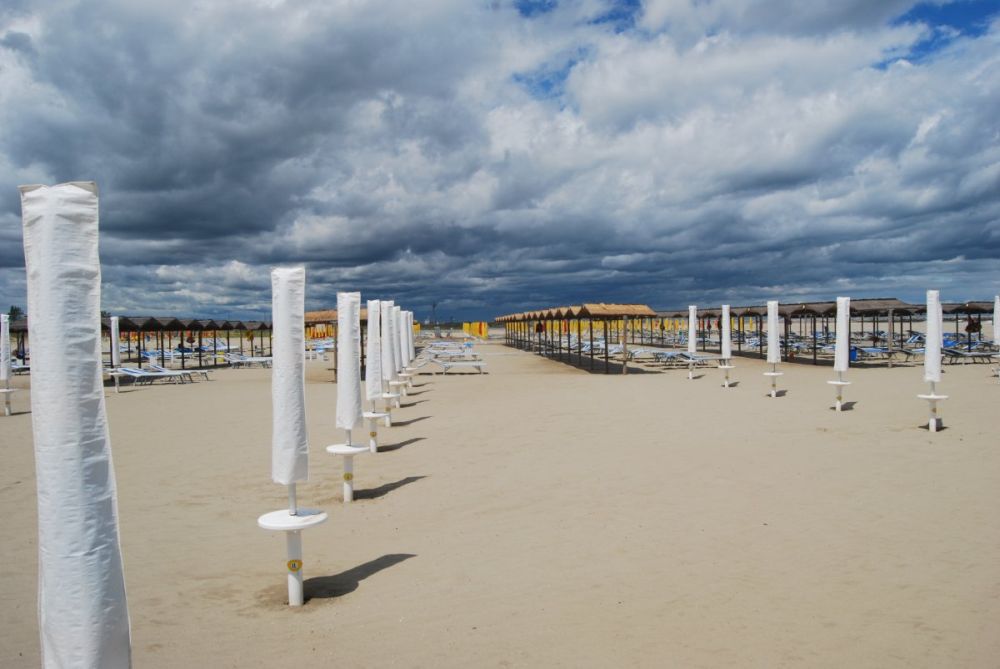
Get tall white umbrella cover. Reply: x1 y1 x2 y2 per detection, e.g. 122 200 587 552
271 267 308 485
110 316 121 367
687 306 697 354
721 305 731 359
365 300 383 403
766 301 781 364
392 305 403 373
336 292 363 431
924 290 942 384
1 313 10 382
834 297 851 373
381 301 397 383
21 182 131 668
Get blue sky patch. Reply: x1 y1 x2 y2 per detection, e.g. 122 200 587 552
515 0 558 18
588 0 642 32
889 0 1000 63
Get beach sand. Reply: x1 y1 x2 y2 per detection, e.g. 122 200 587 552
2 343 999 667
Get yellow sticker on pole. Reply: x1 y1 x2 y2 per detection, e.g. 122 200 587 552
287 559 302 572
343 472 353 482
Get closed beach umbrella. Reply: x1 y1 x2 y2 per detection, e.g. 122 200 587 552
721 305 731 360
834 297 851 374
764 300 783 397
407 311 416 361
20 182 131 667
829 297 852 411
335 292 363 434
257 266 326 607
924 290 942 385
719 305 735 388
766 301 780 364
687 306 697 354
392 305 403 374
110 316 121 367
363 299 389 452
365 300 383 406
1 313 10 383
327 292 367 502
271 268 309 485
381 301 398 384
994 295 999 343
918 289 947 432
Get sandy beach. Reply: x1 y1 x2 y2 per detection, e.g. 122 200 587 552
2 342 999 667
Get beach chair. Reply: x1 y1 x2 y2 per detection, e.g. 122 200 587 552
149 363 210 381
117 367 189 385
942 348 996 364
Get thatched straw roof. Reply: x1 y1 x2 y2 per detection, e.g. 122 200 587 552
496 303 656 321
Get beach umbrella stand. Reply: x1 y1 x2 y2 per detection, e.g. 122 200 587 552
763 300 783 397
327 292 368 502
257 267 327 607
388 305 408 398
362 299 389 453
827 297 852 411
718 304 735 388
917 289 948 432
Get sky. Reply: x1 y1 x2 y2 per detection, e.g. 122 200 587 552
1 0 998 321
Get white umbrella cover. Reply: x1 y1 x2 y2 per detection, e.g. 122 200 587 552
365 300 383 402
407 311 416 361
110 316 121 368
994 295 999 343
834 297 851 373
721 305 731 359
0 313 10 382
381 301 397 383
392 305 403 373
766 301 781 364
687 306 697 354
336 292 363 431
20 182 131 668
271 267 308 485
924 290 942 384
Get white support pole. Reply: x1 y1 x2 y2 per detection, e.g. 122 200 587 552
285 530 304 606
343 454 355 503
368 418 378 454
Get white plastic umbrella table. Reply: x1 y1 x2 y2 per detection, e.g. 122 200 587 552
363 299 388 453
326 292 368 502
257 266 326 607
380 301 401 416
918 289 947 432
20 182 132 665
719 305 735 388
1 313 13 415
827 297 852 411
764 300 783 397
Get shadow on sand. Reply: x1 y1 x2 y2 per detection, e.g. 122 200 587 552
354 475 426 500
392 416 430 427
304 553 416 601
378 437 425 453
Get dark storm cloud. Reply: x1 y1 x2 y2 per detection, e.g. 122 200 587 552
1 0 998 320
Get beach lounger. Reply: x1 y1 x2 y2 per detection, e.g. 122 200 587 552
434 360 487 374
149 363 211 381
118 367 190 385
943 348 996 364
